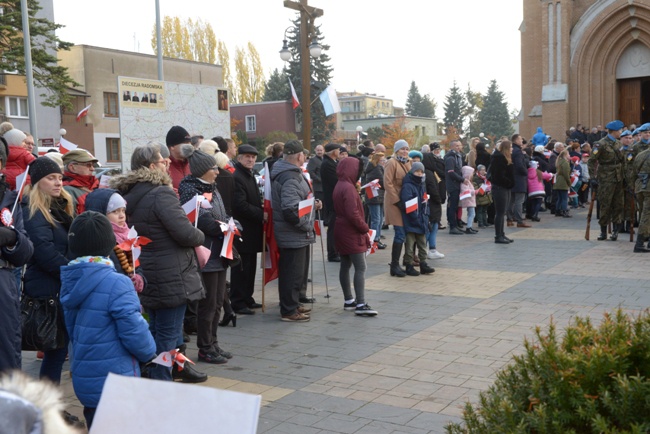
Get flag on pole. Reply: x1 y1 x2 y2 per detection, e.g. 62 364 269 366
288 78 300 109
361 179 380 199
405 197 418 214
59 137 78 154
314 219 324 236
218 218 241 260
366 229 378 256
182 195 199 224
76 104 91 122
298 197 315 218
263 162 280 283
14 168 29 200
318 86 341 116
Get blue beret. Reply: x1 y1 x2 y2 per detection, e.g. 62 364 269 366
606 120 624 131
408 150 423 160
638 123 650 133
620 130 632 137
632 129 640 135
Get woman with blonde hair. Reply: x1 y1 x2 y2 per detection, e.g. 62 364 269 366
467 137 479 168
489 140 515 244
22 157 75 384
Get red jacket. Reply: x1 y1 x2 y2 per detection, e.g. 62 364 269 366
333 158 369 255
4 146 35 190
168 155 190 190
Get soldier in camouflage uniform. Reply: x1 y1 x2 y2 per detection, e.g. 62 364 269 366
620 130 635 232
633 145 650 252
588 120 625 241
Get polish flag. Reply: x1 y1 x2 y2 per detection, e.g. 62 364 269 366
423 192 429 202
405 197 418 214
288 78 300 109
218 218 241 260
263 162 279 283
366 229 378 256
314 219 324 236
59 138 78 154
361 179 380 199
298 197 314 218
182 195 199 224
14 168 29 200
570 172 579 187
76 104 91 122
478 183 489 196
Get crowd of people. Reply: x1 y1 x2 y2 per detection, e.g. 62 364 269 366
1 116 649 429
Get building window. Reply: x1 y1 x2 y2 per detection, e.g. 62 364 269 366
6 96 28 118
103 92 118 117
353 101 360 112
245 115 256 133
106 138 121 162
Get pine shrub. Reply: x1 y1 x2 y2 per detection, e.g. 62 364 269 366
446 309 650 433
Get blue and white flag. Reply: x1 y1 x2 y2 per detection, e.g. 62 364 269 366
319 86 341 116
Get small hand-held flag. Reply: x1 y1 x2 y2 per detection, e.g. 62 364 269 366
182 195 199 224
58 137 78 154
76 104 91 122
366 229 378 256
218 217 241 260
361 179 380 199
405 197 418 214
298 197 315 218
12 166 29 215
288 78 300 109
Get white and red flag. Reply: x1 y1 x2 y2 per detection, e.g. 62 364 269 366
366 229 378 256
570 171 579 187
218 217 241 260
361 179 380 199
314 219 324 236
76 104 91 122
423 192 430 202
405 197 418 214
298 197 314 218
182 194 199 225
288 78 300 109
152 348 196 371
58 137 78 154
263 162 279 283
478 182 490 196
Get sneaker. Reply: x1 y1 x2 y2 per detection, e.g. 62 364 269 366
281 313 310 322
297 305 312 314
198 350 228 364
427 249 445 259
216 346 233 359
354 304 378 316
344 300 357 311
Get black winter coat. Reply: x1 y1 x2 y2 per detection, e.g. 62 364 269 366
232 162 263 253
430 154 446 204
110 168 205 310
321 154 338 216
216 168 234 216
489 150 515 189
422 153 442 223
511 144 529 193
444 150 464 192
362 162 384 205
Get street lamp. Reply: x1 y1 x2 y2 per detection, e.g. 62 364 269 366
281 0 324 152
356 125 363 147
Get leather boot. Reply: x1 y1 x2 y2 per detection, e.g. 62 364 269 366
405 264 420 276
495 236 510 244
420 261 435 274
610 224 621 241
634 234 650 252
597 225 608 241
172 363 208 383
389 243 406 277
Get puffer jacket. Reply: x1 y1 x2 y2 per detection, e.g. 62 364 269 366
459 166 476 208
472 173 493 207
528 167 552 198
4 146 35 190
400 172 429 234
333 158 370 255
109 168 205 310
270 158 316 249
60 261 156 408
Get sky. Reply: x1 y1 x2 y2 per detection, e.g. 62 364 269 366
52 0 523 119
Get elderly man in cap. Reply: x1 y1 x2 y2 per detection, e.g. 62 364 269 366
230 144 266 315
307 145 325 206
62 149 100 214
321 143 341 264
165 125 192 189
271 140 321 322
588 120 626 241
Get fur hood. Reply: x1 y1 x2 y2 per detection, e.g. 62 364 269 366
108 168 172 193
0 370 83 434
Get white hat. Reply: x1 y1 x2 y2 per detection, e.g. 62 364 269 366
3 128 26 147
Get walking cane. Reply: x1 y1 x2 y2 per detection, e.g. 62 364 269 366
261 230 266 313
310 243 314 302
317 210 331 302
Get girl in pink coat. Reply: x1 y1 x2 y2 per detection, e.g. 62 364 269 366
459 166 478 234
527 160 552 222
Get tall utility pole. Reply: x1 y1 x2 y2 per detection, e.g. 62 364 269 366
155 0 164 81
21 0 37 138
283 0 323 152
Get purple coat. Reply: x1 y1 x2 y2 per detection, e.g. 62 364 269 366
333 158 370 255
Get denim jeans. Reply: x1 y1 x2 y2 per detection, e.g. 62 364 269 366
556 190 568 212
508 192 526 223
145 304 186 381
368 204 384 241
466 207 476 229
393 225 406 244
40 344 68 384
427 222 439 250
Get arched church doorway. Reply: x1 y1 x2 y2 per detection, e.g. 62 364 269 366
617 42 650 126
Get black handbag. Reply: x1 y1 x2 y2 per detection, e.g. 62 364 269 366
21 294 67 352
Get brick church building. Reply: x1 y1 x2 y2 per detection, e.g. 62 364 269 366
520 0 650 139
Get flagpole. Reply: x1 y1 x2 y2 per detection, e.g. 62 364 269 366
194 194 199 228
310 243 314 302
317 210 330 302
11 166 29 216
261 230 266 313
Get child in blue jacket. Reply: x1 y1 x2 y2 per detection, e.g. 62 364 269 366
60 211 156 429
400 162 435 276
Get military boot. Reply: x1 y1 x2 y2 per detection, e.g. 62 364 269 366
634 234 650 253
597 225 608 241
610 224 621 241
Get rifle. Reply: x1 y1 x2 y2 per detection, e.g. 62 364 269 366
585 188 597 240
630 191 635 242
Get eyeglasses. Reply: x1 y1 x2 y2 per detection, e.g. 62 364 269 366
73 162 94 168
211 166 219 171
24 142 34 147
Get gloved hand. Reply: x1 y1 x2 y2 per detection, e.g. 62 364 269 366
590 179 599 188
130 273 144 293
0 227 17 247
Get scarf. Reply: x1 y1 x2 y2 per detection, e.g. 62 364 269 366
50 197 73 230
63 172 100 191
68 256 114 267
112 222 130 244
396 155 409 164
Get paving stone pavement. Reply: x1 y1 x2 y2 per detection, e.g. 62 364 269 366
21 205 650 433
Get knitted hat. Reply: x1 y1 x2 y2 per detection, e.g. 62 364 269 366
3 128 26 147
394 140 409 153
165 126 191 147
534 145 546 153
0 137 7 166
410 162 425 173
68 211 116 257
408 150 423 161
529 160 539 169
107 193 127 213
180 144 216 177
29 157 62 186
430 142 440 150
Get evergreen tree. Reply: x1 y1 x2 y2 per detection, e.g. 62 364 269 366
1 0 78 109
263 68 290 102
419 94 436 118
405 81 423 116
443 81 467 133
464 84 483 139
478 80 513 139
366 126 385 144
285 15 335 145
